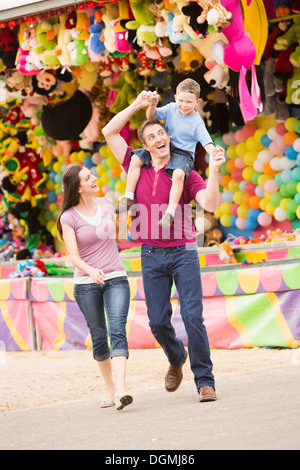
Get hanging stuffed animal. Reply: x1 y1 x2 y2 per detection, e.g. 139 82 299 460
211 0 261 123
197 0 233 30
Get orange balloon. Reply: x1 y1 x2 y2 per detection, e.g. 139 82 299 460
96 188 105 197
111 165 122 178
263 161 277 176
249 195 262 209
283 131 298 146
220 175 231 188
225 160 236 173
243 194 252 206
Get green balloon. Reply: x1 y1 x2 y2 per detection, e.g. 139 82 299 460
270 192 283 207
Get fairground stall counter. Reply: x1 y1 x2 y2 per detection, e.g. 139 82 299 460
1 240 300 352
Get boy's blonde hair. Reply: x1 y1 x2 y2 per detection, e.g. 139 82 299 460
176 79 201 100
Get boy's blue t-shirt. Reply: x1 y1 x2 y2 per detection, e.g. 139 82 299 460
156 102 212 154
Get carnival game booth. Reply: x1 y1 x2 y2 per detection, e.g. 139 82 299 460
0 1 300 351
1 240 300 351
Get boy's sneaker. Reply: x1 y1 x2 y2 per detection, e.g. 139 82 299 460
159 212 175 230
114 197 136 214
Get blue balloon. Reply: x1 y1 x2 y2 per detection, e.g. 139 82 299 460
295 193 300 204
281 169 293 183
230 216 238 228
275 173 283 185
245 218 258 230
48 191 57 203
84 156 93 167
248 208 262 221
261 135 272 147
285 146 298 160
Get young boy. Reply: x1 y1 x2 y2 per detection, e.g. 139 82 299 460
115 79 222 230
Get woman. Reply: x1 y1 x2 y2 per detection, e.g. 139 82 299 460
57 163 132 410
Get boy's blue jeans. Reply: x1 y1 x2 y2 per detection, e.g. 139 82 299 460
141 244 215 390
74 277 130 361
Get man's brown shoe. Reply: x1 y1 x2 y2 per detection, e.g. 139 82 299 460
114 197 136 214
198 386 217 402
165 350 188 392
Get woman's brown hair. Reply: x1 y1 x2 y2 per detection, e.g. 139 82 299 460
56 163 84 240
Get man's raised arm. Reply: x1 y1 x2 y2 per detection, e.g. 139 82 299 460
102 91 153 165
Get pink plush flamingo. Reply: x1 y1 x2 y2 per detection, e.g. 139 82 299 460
219 0 261 122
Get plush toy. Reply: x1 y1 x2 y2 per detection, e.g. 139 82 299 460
126 0 157 47
41 89 93 141
212 0 261 123
33 17 61 69
219 242 238 263
55 12 76 67
88 8 106 61
194 211 223 247
5 70 32 97
197 0 233 30
261 9 292 120
181 3 209 37
15 23 42 75
0 27 19 69
31 68 73 98
102 3 120 53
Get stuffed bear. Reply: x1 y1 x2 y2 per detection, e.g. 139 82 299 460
194 210 223 247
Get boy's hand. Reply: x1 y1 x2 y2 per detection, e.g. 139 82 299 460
150 91 160 106
210 145 225 172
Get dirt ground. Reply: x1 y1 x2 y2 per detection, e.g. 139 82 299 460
0 347 296 413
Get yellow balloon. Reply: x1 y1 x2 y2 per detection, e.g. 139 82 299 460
233 191 245 205
46 180 55 190
237 204 250 218
228 180 240 192
226 146 237 160
259 198 268 211
243 151 257 167
220 202 232 215
242 167 255 181
266 202 276 215
52 162 62 173
257 174 271 188
285 117 297 132
236 142 248 157
220 214 232 227
264 192 271 201
296 205 300 219
115 180 127 193
214 206 222 218
100 173 110 185
78 150 86 162
49 203 57 213
280 197 292 211
106 155 118 168
254 129 266 143
297 182 300 193
70 152 79 163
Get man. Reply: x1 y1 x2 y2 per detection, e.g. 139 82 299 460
102 91 225 403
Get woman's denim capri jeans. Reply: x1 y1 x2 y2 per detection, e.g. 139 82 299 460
74 276 130 361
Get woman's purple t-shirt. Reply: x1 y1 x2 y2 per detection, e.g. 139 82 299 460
123 146 206 247
60 197 125 278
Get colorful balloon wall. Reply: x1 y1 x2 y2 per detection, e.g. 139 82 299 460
215 118 300 232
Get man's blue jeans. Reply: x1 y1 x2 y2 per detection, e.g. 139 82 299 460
74 276 130 361
141 244 215 390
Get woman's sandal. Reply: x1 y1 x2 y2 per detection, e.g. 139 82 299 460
100 395 115 408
